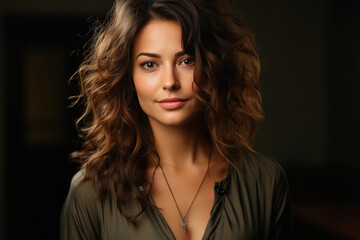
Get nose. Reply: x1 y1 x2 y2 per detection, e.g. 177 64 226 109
161 66 180 91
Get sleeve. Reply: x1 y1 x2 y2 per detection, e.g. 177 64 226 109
269 165 292 240
60 173 100 240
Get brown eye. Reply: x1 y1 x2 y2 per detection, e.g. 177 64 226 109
180 58 194 66
141 61 157 70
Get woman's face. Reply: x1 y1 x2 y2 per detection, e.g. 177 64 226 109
132 19 203 127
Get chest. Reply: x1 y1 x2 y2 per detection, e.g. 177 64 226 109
101 168 277 240
150 172 215 240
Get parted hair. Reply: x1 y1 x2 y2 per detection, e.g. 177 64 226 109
72 0 263 222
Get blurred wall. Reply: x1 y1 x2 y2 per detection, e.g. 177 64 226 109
2 0 113 15
0 1 113 239
234 0 360 208
234 0 328 166
0 2 6 239
234 0 360 171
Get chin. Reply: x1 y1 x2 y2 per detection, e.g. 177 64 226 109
148 113 201 128
151 118 191 127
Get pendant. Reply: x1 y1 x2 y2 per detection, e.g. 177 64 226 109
180 219 188 232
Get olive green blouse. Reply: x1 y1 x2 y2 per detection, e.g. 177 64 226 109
60 154 291 239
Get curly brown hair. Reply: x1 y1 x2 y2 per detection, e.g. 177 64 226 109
72 0 263 222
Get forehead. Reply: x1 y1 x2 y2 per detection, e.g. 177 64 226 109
133 19 183 55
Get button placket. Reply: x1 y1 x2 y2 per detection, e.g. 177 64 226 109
217 187 225 195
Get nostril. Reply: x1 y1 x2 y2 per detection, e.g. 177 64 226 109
162 79 180 91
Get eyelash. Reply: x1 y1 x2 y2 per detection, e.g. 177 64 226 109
139 57 195 70
140 62 157 70
180 58 195 66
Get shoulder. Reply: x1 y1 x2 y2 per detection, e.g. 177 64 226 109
60 170 101 239
66 170 99 204
231 152 289 194
62 170 101 217
230 153 292 239
229 152 290 212
239 152 286 181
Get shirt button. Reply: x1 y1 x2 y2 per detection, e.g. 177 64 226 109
217 187 225 195
139 186 144 192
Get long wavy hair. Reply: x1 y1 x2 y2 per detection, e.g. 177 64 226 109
72 0 263 222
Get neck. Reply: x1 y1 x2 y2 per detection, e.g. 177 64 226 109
149 118 209 168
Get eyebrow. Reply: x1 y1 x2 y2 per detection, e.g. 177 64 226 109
136 53 160 59
175 51 186 58
135 51 187 59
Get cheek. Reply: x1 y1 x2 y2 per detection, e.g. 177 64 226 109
134 79 155 99
182 70 196 90
133 82 151 115
133 72 159 109
191 80 199 93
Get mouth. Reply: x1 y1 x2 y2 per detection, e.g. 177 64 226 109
156 98 188 110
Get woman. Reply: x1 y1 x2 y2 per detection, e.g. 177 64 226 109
61 0 291 239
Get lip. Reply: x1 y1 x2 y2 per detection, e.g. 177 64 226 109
157 98 188 110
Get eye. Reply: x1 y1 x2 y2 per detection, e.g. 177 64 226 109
180 58 195 66
140 61 157 70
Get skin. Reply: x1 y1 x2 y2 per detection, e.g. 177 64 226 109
132 19 227 240
132 19 203 128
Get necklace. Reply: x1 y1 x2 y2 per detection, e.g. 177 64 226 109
158 155 210 233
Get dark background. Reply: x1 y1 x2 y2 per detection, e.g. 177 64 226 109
0 0 359 239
